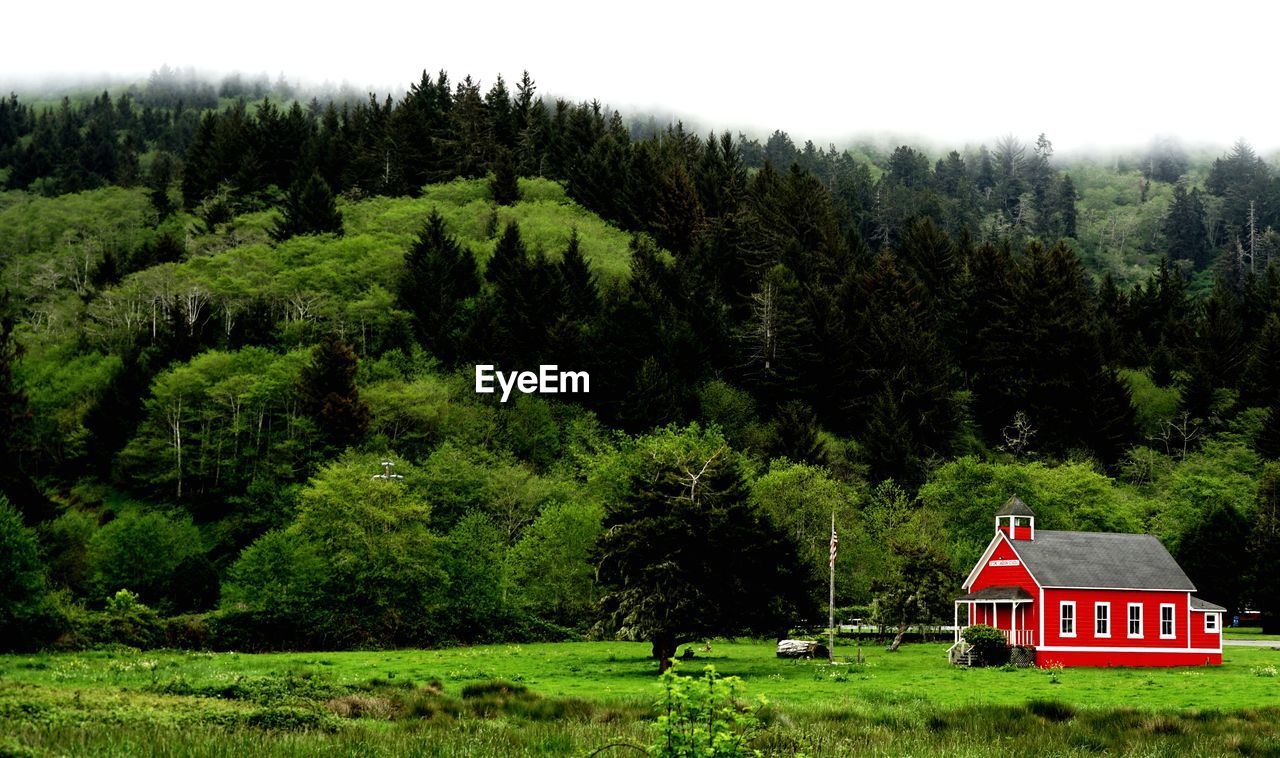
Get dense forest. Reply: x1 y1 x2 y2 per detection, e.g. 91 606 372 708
2 67 1280 659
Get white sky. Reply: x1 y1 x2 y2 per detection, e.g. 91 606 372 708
4 0 1279 152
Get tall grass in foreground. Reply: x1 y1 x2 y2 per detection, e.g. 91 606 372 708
5 697 1280 756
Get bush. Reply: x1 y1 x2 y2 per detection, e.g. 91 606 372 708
205 609 314 652
53 590 165 649
163 614 210 649
651 665 761 758
961 624 1010 666
0 498 48 651
88 510 204 611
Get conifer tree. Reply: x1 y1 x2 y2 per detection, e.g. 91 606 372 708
1243 314 1280 407
0 293 54 522
558 229 598 320
298 335 369 451
398 209 480 360
770 400 827 465
972 241 1134 459
489 147 520 205
1257 397 1280 461
1251 464 1280 632
1162 182 1211 268
1055 174 1078 238
272 170 343 241
147 151 176 218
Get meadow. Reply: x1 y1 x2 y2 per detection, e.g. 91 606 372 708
2 641 1278 756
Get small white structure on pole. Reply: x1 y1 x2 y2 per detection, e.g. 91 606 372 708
372 459 404 481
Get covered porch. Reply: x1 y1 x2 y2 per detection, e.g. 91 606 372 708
949 586 1035 663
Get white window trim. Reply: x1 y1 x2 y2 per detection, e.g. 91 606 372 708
1160 603 1176 639
1127 603 1143 639
1204 612 1219 633
1060 600 1076 638
1094 601 1111 638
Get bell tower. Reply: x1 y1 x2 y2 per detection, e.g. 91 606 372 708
995 494 1035 540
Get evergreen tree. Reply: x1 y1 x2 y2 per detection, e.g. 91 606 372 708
272 170 343 241
1243 314 1280 407
1178 503 1250 615
595 425 812 672
1256 396 1280 460
558 229 598 320
1162 182 1211 268
0 497 48 650
770 400 826 466
298 335 370 451
0 293 54 523
1055 174 1078 238
147 151 176 218
489 147 520 205
398 209 480 361
836 254 959 480
1252 464 1280 633
972 241 1135 459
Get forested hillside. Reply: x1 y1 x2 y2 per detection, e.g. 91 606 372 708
3 67 1280 655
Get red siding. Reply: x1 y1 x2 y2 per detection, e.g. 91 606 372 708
1042 589 1190 648
1190 610 1223 650
970 536 1038 593
967 535 1039 642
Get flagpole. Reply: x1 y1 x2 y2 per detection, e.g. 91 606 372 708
829 511 835 662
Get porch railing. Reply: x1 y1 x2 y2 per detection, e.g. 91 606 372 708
1002 628 1035 646
953 625 1036 647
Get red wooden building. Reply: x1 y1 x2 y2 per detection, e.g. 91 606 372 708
951 496 1225 667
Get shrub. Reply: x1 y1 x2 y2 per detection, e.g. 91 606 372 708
0 498 49 651
961 624 1010 666
651 665 762 758
88 510 204 611
163 614 210 649
205 609 313 652
460 680 528 699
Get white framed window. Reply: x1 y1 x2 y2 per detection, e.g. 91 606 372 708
1128 603 1143 638
1160 603 1176 639
1095 602 1110 638
1205 612 1219 633
1060 601 1076 637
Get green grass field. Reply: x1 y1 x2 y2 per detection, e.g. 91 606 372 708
2 641 1278 756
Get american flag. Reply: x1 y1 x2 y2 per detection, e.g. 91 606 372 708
829 525 838 568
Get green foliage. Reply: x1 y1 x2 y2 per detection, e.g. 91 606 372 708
749 461 873 604
596 425 812 668
287 452 447 645
961 624 1010 665
271 171 342 241
0 497 47 648
506 499 603 627
919 457 1145 573
1120 368 1180 439
222 529 325 618
651 665 760 758
117 348 313 508
87 510 204 610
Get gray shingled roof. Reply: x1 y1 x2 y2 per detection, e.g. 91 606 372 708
1190 596 1227 612
1010 530 1195 590
996 495 1035 517
957 585 1034 602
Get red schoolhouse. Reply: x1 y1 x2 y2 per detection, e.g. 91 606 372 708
951 496 1224 667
